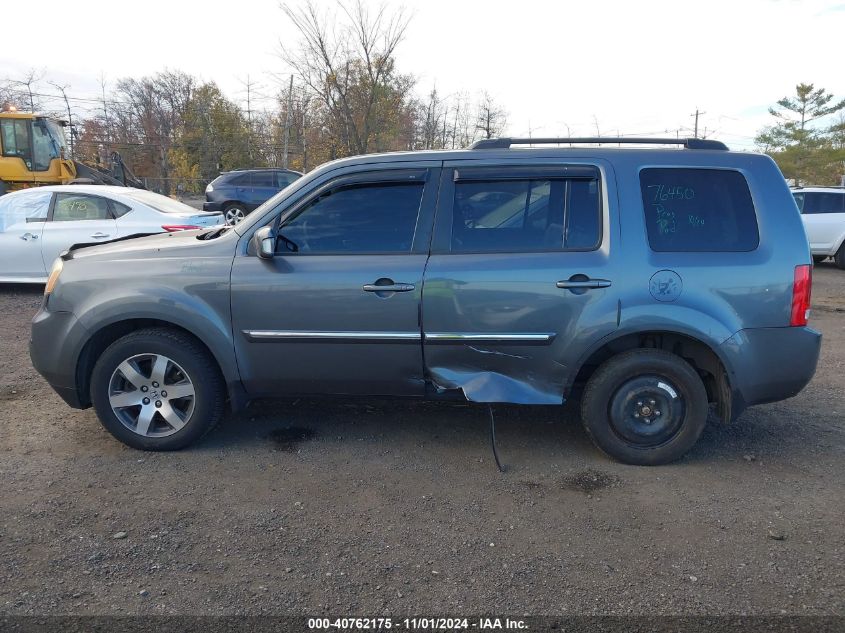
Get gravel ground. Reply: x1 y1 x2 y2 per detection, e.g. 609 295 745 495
0 266 843 617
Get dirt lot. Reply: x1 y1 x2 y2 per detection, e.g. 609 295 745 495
1 267 843 617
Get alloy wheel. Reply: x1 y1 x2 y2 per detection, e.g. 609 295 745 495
108 353 196 437
225 207 246 225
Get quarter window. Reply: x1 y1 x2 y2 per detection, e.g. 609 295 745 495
111 201 132 218
450 175 601 252
640 168 759 252
280 182 424 254
52 193 111 222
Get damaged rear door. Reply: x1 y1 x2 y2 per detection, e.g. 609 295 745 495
422 160 617 404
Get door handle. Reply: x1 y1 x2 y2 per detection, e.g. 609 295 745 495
556 277 612 289
363 282 416 293
90 232 111 239
19 232 38 241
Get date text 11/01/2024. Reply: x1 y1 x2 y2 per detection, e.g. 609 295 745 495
307 617 528 630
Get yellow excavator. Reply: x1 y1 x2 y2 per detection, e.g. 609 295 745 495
0 108 144 195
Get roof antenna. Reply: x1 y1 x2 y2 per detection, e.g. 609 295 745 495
488 404 505 473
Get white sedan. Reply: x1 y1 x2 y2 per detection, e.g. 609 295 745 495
0 185 224 283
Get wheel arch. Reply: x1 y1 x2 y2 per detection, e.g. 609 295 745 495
75 318 244 410
567 328 734 422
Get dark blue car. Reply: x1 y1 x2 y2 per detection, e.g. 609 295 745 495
204 168 302 225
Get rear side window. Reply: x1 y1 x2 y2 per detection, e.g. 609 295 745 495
799 192 845 214
640 168 759 252
52 193 111 222
450 173 601 252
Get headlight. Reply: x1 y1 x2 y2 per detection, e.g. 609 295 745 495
205 183 213 193
44 259 63 295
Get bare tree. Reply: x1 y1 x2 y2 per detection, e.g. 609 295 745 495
475 91 507 140
47 82 75 157
3 69 45 112
280 0 412 156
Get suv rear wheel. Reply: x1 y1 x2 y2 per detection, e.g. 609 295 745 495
834 244 845 270
223 203 247 226
580 349 708 465
90 328 225 450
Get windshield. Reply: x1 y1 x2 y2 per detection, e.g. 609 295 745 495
122 189 200 214
45 120 68 156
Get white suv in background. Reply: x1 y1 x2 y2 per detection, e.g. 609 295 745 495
793 187 845 268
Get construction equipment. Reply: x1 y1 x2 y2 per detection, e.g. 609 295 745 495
0 108 144 195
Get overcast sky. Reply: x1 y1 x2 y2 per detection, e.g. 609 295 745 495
2 0 844 150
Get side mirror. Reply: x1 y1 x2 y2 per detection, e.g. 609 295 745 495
252 226 276 260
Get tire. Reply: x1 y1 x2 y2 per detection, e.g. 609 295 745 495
813 255 827 265
834 245 845 270
580 349 708 466
223 203 248 226
90 328 225 450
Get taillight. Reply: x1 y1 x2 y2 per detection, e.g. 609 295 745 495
790 264 812 327
161 225 200 232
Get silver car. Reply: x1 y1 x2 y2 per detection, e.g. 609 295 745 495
0 185 224 283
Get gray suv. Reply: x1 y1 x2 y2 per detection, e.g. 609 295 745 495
30 137 821 465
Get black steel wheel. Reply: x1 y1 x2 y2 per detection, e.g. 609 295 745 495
581 349 708 465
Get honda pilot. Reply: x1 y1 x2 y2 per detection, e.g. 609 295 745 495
30 138 821 465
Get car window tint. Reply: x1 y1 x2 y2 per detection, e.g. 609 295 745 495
640 168 759 252
111 201 132 218
52 193 111 222
566 179 601 249
793 193 804 212
280 182 424 254
802 192 845 214
0 191 52 232
276 173 299 188
451 176 600 252
229 173 251 186
252 172 275 187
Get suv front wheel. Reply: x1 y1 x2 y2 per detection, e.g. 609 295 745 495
90 328 225 450
223 203 247 226
580 349 708 465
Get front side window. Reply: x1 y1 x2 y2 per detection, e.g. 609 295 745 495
252 172 275 187
276 172 299 188
229 173 251 187
279 182 424 254
450 175 600 252
640 168 759 252
0 191 52 232
800 192 845 214
52 193 111 222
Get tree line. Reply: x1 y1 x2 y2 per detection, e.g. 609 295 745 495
1 1 507 194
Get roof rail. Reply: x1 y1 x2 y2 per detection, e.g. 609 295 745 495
469 137 729 151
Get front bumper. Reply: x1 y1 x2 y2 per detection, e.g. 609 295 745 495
30 306 90 409
719 326 821 415
203 200 225 212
